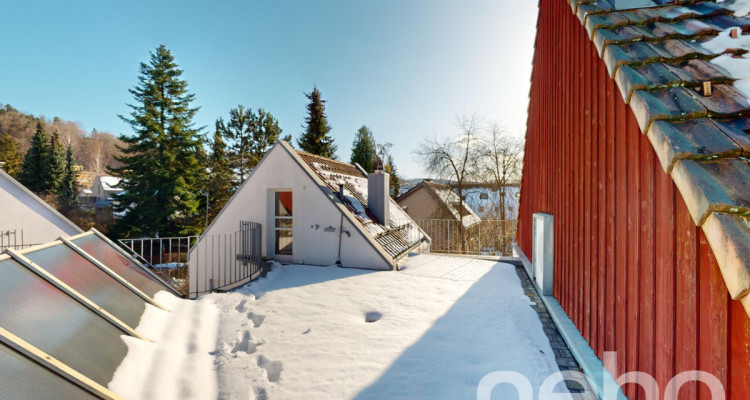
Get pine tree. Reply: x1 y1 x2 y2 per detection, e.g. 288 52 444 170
110 45 206 237
42 129 66 194
58 142 79 209
219 106 283 184
207 121 234 224
350 125 377 173
297 86 336 158
282 134 294 147
0 132 22 177
248 108 282 168
386 154 402 198
19 122 49 193
221 105 254 181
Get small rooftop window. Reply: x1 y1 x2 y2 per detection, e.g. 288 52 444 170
612 0 657 10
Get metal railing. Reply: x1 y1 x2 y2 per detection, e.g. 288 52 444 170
413 219 518 256
118 235 199 295
189 222 263 297
0 230 38 252
119 222 264 297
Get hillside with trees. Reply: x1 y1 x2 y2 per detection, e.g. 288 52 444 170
0 104 124 173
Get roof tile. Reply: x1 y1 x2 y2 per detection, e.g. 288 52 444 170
603 41 662 76
713 117 750 156
639 19 718 39
620 8 661 24
603 38 714 77
577 3 611 24
647 118 743 172
614 62 681 102
701 14 750 32
670 158 750 225
594 25 648 55
691 83 750 116
662 59 731 86
702 212 750 299
646 38 714 59
585 11 630 38
629 87 708 133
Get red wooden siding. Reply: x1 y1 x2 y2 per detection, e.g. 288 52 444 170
517 1 750 399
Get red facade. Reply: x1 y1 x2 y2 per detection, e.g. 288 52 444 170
517 1 750 399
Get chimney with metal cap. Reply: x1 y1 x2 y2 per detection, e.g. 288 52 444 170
368 155 390 224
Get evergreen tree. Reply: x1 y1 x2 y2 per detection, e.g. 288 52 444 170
19 122 49 193
282 133 294 147
385 154 402 198
219 106 283 184
0 132 22 177
110 45 206 237
207 120 234 224
42 129 66 194
58 142 79 209
248 108 282 168
350 125 377 173
220 105 254 180
297 86 336 158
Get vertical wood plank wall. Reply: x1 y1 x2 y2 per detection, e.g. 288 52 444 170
517 1 750 399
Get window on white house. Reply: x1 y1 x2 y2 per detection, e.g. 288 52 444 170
274 191 293 256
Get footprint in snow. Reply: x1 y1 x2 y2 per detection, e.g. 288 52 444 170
247 312 265 328
235 299 247 313
231 330 257 354
257 355 283 383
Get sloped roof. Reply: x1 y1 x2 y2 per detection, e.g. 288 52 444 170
295 150 428 258
97 175 123 192
569 0 750 313
397 181 482 228
0 229 176 398
0 169 83 239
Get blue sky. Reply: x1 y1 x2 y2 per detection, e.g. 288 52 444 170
1 0 537 178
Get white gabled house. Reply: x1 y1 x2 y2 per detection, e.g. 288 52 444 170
0 169 83 248
188 140 429 294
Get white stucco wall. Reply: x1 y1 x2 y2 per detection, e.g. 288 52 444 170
188 143 392 295
0 171 82 246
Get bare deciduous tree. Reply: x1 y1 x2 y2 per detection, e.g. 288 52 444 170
480 122 524 221
415 114 482 251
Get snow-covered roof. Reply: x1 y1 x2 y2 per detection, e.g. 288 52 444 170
97 176 123 192
295 150 428 258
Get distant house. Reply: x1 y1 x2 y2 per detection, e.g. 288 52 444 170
91 175 123 204
0 169 82 249
189 140 429 294
76 170 97 207
396 180 481 227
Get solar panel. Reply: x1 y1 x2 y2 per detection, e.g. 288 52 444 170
22 242 148 329
0 256 129 387
71 233 173 297
0 343 99 400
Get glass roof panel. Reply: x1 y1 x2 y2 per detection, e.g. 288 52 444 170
0 257 129 387
24 243 147 328
0 343 99 400
71 234 170 297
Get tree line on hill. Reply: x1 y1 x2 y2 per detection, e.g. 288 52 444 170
0 105 124 175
